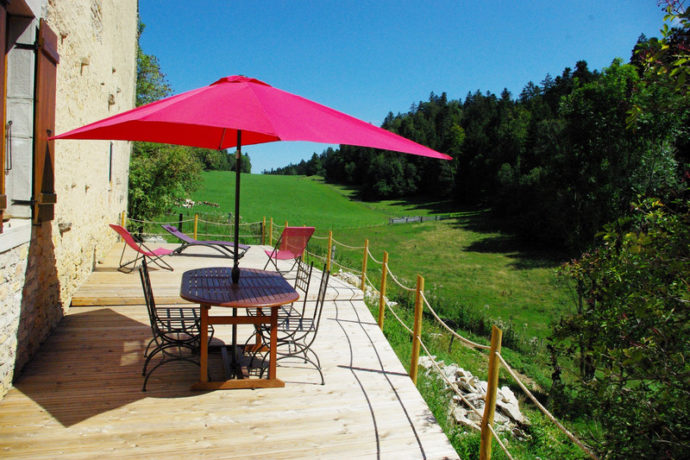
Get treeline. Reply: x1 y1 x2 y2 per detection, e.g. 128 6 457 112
267 39 688 253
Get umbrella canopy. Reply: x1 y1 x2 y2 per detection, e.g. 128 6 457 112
53 75 451 281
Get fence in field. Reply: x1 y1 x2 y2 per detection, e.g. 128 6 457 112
120 211 598 460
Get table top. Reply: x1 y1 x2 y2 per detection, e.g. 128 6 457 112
180 267 299 308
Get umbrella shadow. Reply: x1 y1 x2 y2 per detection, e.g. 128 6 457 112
14 308 201 427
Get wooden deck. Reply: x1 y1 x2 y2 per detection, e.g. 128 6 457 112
0 244 458 459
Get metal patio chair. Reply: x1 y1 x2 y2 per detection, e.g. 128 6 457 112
252 264 330 384
139 259 214 391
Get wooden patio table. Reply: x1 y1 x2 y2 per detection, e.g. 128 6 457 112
180 267 299 390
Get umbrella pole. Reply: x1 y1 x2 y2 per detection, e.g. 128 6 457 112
232 130 242 284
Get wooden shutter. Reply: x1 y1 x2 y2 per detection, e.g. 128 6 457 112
0 5 7 231
32 18 58 224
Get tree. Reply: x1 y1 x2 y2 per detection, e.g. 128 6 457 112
553 198 690 458
135 22 171 107
128 23 202 221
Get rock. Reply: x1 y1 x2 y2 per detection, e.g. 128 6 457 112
496 386 529 425
423 359 529 436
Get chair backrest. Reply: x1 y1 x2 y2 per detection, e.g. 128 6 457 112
293 260 314 316
138 259 160 337
278 226 315 259
302 266 330 346
110 223 148 255
161 224 194 243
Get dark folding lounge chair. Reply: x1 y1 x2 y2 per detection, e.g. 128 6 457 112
161 224 249 259
110 224 174 273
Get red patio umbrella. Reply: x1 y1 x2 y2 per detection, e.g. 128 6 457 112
53 75 451 281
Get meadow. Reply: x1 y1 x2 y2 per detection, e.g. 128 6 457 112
171 171 573 341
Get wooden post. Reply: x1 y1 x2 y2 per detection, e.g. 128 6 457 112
119 211 126 241
178 213 183 232
269 217 273 246
410 274 424 384
378 251 389 329
327 230 333 273
480 325 503 460
262 216 266 245
285 220 288 230
361 239 369 290
193 213 199 240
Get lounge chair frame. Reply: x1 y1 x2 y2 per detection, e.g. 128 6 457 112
161 224 249 259
263 226 315 274
110 224 174 273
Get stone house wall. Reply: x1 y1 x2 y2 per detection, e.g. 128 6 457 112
0 0 138 398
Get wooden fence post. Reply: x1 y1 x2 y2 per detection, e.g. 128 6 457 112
119 211 126 241
262 216 266 245
269 218 273 246
378 251 389 329
327 230 333 273
410 274 424 384
480 325 503 460
361 239 369 290
193 213 199 240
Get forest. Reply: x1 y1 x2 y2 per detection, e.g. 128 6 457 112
266 39 688 254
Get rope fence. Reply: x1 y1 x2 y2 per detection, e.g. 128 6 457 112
119 210 597 460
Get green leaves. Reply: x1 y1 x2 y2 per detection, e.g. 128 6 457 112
554 196 690 458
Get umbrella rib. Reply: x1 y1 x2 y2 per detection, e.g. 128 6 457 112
219 128 226 150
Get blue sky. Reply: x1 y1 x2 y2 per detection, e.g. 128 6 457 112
139 0 667 173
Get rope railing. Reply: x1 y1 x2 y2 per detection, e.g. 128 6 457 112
127 216 194 225
383 296 414 334
367 247 383 264
305 249 328 262
496 353 599 460
416 339 514 460
330 237 365 250
386 264 416 292
330 257 361 274
420 291 491 351
196 217 262 227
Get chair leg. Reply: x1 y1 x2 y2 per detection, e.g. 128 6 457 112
146 254 174 272
118 244 142 273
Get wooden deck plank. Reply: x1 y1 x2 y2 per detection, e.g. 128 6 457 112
0 245 457 459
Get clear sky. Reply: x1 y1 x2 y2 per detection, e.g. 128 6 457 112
138 0 667 174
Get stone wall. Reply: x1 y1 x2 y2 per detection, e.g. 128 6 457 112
0 0 138 398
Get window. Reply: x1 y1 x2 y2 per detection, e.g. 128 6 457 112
1 1 58 241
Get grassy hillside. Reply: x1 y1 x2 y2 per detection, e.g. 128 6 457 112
174 171 572 341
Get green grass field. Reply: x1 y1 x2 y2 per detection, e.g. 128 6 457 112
173 171 573 341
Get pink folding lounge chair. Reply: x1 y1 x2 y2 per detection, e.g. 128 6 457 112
110 224 174 273
263 226 315 274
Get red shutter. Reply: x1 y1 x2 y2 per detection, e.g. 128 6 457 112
0 5 7 231
33 18 59 224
